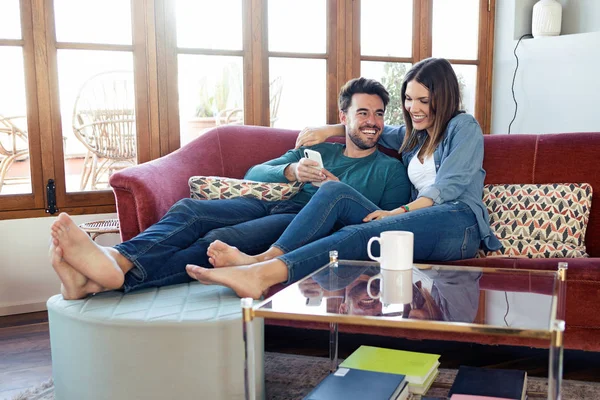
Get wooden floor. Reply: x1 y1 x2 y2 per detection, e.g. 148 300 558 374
2 311 600 399
0 312 52 400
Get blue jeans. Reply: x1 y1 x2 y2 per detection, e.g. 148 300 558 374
115 197 303 292
274 181 481 283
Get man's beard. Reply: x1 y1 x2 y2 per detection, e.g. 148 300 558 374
348 126 379 150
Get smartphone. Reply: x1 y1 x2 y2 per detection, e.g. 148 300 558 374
303 149 324 187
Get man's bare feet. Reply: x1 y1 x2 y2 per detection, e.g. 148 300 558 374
186 264 266 299
50 213 125 289
51 246 104 300
207 240 259 268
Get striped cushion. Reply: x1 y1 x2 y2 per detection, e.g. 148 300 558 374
481 183 593 258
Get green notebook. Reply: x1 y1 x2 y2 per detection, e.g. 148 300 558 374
340 345 440 385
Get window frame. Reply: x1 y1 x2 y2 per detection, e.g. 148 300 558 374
0 0 495 219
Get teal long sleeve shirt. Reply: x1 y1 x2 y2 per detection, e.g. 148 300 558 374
245 142 410 211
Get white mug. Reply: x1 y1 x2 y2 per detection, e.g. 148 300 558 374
367 269 413 305
367 231 413 271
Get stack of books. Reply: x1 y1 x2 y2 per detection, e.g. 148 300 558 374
338 345 440 395
448 365 528 400
303 367 409 400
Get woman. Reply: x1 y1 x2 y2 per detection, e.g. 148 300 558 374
187 57 501 300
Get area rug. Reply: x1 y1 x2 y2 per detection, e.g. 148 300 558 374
12 352 600 399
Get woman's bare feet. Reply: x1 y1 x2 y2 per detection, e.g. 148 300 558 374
51 246 104 300
207 240 259 268
186 260 288 300
50 213 125 289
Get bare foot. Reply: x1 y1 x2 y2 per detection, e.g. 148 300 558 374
50 213 125 289
51 246 104 300
186 264 269 300
207 240 259 268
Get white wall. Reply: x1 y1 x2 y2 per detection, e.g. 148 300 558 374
0 213 120 315
491 0 600 134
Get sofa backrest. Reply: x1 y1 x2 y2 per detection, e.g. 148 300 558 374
483 133 600 257
208 125 302 178
187 126 600 256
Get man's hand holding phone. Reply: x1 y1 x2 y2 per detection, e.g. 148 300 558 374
302 149 325 186
292 158 324 185
300 149 339 187
284 149 339 185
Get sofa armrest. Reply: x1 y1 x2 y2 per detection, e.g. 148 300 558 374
110 129 228 241
110 125 302 241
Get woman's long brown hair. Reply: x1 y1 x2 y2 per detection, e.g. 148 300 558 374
399 58 463 157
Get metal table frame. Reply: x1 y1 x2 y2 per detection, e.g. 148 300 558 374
242 253 567 400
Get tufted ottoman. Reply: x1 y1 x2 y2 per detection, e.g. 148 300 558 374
47 282 264 400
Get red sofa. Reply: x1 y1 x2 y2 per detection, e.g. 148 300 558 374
110 125 600 352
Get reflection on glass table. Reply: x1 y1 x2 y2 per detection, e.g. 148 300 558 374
308 265 483 323
243 259 567 400
262 261 557 328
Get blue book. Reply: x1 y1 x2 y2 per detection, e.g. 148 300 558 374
448 366 527 400
304 367 407 400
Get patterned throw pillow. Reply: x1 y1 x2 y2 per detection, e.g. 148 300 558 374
189 176 303 202
481 183 593 258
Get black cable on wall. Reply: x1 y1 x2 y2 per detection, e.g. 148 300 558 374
507 34 534 134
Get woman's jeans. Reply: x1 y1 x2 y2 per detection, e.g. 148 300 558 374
275 181 481 283
115 197 303 292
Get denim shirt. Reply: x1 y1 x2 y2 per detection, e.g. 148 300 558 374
379 113 501 251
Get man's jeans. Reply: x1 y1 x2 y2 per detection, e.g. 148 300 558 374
273 181 481 283
115 197 303 292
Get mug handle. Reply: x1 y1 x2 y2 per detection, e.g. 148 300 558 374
367 274 382 300
367 236 381 263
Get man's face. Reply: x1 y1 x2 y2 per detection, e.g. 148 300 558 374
340 93 385 150
339 274 382 316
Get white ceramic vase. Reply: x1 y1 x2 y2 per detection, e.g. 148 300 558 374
532 0 562 38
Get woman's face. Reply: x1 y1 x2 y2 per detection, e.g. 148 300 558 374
404 80 434 136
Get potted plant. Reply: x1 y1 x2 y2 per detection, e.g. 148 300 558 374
185 66 239 141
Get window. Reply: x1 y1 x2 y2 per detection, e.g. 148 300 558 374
0 0 495 218
360 0 493 128
175 0 245 146
0 0 36 209
268 1 327 129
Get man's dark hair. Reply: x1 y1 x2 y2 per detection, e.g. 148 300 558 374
338 77 390 113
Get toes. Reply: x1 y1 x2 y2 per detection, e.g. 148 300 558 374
186 264 205 274
51 248 60 265
57 212 72 225
186 264 200 279
186 264 210 283
51 246 64 270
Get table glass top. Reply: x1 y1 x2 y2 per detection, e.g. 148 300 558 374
254 260 565 338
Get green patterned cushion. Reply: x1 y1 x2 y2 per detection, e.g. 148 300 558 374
481 183 593 258
189 176 303 201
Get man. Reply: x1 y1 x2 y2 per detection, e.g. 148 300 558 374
50 77 410 300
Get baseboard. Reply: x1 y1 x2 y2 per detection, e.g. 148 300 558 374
0 302 47 316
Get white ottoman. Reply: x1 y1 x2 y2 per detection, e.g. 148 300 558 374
47 282 264 400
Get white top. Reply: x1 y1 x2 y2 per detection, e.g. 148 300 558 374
407 153 437 194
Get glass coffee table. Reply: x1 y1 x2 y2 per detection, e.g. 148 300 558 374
241 253 567 400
